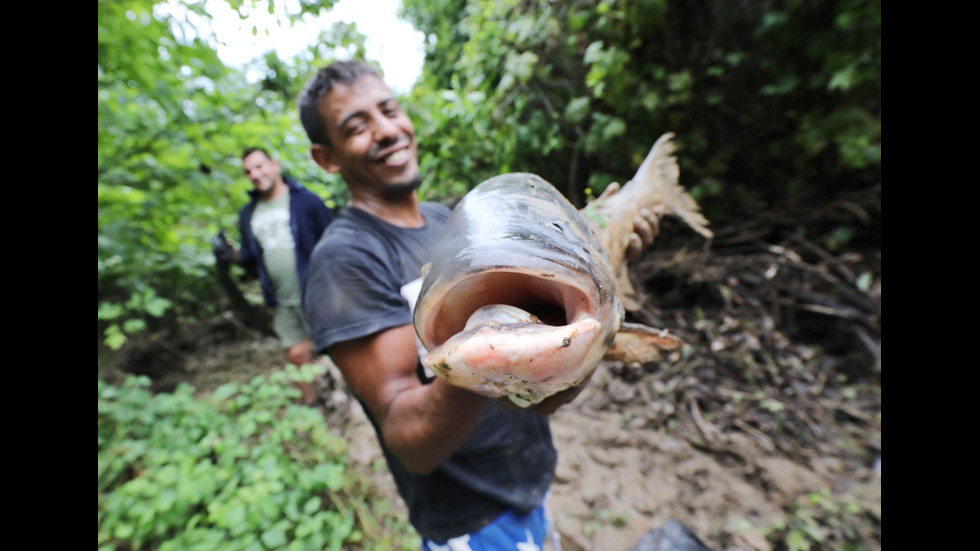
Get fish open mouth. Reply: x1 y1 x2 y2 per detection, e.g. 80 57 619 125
418 269 598 351
416 269 607 404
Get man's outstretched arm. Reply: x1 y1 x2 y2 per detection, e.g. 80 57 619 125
328 324 490 475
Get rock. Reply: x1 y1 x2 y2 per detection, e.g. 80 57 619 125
627 519 713 551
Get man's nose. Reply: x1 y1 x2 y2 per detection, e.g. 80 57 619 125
373 115 400 141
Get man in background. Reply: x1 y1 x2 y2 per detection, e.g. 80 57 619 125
213 147 333 406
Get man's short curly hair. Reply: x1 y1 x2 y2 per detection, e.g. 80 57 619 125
241 147 272 160
298 59 382 147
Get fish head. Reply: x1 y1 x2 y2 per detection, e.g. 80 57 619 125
414 174 623 405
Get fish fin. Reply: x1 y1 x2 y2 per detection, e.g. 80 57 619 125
635 133 713 239
604 322 684 364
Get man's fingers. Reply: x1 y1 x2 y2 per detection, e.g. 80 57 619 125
627 206 668 260
633 213 655 246
627 234 643 261
647 205 665 237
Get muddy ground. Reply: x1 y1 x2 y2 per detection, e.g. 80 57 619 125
113 184 881 550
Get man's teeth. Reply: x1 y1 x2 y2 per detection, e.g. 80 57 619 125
384 149 409 165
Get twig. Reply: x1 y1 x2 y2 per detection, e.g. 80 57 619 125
733 419 777 454
765 244 804 264
784 233 861 283
689 398 720 445
819 399 881 428
776 284 878 328
853 326 882 366
796 302 867 321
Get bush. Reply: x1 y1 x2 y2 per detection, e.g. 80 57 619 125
98 367 418 550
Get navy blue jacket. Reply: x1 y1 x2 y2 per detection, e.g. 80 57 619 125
237 178 333 306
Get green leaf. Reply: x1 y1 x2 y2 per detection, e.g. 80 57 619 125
564 97 591 125
760 399 785 413
584 41 605 64
261 527 287 548
145 296 172 317
122 318 147 334
570 12 590 31
212 383 238 402
640 91 660 112
303 496 322 515
601 117 626 141
226 504 247 533
98 302 125 320
113 523 134 539
504 51 538 83
104 324 127 350
856 272 873 293
761 75 799 96
828 63 857 91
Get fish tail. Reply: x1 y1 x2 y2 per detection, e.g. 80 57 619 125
633 133 713 239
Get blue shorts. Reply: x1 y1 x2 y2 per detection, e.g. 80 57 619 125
422 499 561 551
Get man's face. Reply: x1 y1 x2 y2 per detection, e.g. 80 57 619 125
242 151 282 196
313 74 420 195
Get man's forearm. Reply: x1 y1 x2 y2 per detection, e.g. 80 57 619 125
382 378 489 475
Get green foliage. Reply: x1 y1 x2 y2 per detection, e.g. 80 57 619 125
402 0 881 215
98 0 358 348
98 288 173 350
98 367 420 550
764 487 880 550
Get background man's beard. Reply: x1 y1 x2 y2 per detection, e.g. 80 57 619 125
383 174 423 198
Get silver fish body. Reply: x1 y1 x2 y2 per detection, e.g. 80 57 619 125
413 133 708 406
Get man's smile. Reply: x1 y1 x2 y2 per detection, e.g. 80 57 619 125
382 148 411 166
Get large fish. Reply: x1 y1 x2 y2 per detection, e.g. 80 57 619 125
413 133 712 407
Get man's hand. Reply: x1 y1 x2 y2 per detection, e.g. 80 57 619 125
627 205 664 260
598 182 665 261
212 232 235 264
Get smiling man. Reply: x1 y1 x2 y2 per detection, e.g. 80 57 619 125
298 60 572 550
303 64 424 222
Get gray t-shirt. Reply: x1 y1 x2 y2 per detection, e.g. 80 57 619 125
303 203 447 350
301 202 557 541
251 193 301 306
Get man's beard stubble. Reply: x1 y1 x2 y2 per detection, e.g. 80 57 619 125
382 174 423 199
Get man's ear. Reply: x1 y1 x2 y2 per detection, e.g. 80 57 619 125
311 144 340 174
